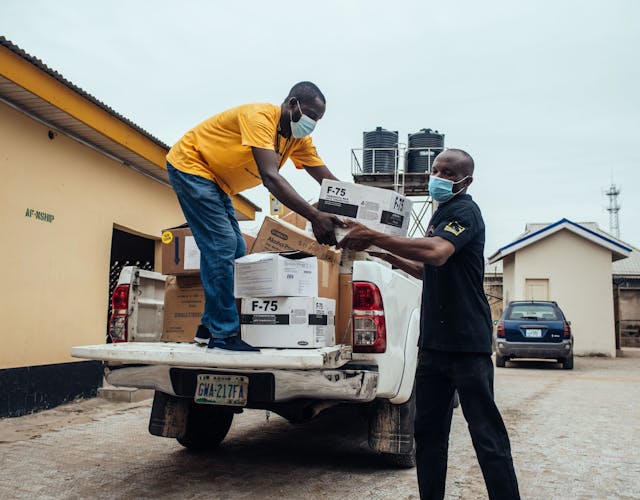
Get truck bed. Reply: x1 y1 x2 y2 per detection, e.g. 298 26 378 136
71 342 353 370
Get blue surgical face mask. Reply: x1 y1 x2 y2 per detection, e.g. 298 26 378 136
428 175 470 203
290 100 317 138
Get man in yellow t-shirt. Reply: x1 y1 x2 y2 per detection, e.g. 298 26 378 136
166 81 341 352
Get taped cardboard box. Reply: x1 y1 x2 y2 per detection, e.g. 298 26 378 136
243 233 256 253
252 216 340 264
161 265 346 347
241 296 335 348
161 223 257 275
317 180 413 249
280 209 308 231
316 258 339 305
161 224 200 276
161 275 204 342
234 251 318 298
252 216 340 303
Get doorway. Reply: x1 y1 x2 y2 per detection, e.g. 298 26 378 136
525 279 549 301
107 228 156 340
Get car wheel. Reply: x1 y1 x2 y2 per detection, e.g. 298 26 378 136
562 354 574 370
369 388 415 467
177 402 234 451
383 449 416 468
495 354 507 368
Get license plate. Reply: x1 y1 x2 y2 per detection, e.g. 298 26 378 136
194 374 248 406
524 329 543 338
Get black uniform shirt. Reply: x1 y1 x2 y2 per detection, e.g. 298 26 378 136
419 194 493 353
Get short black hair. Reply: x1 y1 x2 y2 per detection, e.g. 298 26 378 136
446 148 475 175
286 81 326 106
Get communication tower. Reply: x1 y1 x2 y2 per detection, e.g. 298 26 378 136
351 127 445 236
605 183 621 239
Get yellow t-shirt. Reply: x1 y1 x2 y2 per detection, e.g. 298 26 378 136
166 103 325 195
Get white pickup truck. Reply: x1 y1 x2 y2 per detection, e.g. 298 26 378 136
72 256 423 467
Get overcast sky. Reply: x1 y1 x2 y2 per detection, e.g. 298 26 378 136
2 0 638 256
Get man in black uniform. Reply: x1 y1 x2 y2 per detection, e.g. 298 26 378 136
339 149 520 500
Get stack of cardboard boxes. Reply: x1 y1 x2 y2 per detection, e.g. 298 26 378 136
235 251 336 348
159 218 346 347
159 224 256 342
159 180 411 348
236 216 343 348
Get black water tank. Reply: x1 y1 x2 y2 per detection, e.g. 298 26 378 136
407 128 445 173
363 127 398 173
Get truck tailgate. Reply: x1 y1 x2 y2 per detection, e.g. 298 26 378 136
71 342 352 369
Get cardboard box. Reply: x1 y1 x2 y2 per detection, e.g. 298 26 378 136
161 275 204 342
252 216 340 264
317 259 339 304
243 233 256 253
234 251 318 298
161 224 258 275
317 180 413 246
280 209 308 231
252 217 340 302
336 274 353 346
161 224 201 276
240 297 335 348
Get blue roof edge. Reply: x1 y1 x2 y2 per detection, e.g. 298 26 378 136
496 218 632 255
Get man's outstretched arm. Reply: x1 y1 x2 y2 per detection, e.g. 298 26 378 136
303 164 339 184
368 251 425 280
252 147 341 245
338 219 455 267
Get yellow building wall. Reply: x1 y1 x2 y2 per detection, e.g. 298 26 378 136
0 102 185 369
503 230 616 357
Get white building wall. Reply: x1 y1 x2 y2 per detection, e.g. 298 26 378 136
505 230 616 357
502 254 515 306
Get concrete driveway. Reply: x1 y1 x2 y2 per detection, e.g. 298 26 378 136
0 353 638 499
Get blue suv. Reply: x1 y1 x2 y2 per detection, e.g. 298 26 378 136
494 300 574 370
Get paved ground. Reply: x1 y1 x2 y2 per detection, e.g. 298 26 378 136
1 353 639 499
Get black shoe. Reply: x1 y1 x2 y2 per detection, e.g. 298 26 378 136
194 325 211 345
208 335 260 352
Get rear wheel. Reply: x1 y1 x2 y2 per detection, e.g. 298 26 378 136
177 402 234 451
495 354 507 368
561 354 574 370
369 389 416 469
383 449 416 468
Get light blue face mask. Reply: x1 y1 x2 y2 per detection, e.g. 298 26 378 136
290 100 317 138
428 175 469 203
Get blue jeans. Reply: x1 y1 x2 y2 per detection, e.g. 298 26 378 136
166 163 246 338
414 350 520 500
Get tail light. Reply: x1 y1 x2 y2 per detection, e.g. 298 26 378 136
496 321 505 338
108 284 130 343
563 321 571 339
352 282 386 353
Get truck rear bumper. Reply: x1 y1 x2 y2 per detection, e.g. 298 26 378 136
105 364 378 403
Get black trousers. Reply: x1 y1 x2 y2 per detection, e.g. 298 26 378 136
414 349 520 500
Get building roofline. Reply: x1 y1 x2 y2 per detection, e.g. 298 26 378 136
0 36 261 217
0 36 169 150
488 218 632 264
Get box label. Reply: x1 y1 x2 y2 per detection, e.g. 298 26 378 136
241 314 290 325
317 199 359 218
308 314 328 326
380 210 405 228
183 236 200 269
161 231 173 244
